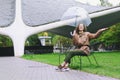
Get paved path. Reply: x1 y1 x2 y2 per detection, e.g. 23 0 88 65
0 57 119 80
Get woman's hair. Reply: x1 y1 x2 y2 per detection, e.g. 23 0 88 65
75 24 87 34
72 24 87 46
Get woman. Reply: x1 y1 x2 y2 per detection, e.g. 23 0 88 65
56 24 108 71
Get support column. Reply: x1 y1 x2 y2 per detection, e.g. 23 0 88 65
12 37 26 56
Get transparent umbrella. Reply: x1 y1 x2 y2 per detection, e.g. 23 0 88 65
61 6 92 27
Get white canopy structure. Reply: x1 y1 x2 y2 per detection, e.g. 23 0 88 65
0 0 120 56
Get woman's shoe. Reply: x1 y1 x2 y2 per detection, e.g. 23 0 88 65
61 67 70 72
55 65 63 70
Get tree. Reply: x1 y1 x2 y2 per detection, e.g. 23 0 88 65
91 23 120 50
100 0 112 6
52 35 72 47
0 35 13 47
26 34 40 46
103 24 120 44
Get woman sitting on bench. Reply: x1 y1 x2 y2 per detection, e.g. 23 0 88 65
56 23 108 71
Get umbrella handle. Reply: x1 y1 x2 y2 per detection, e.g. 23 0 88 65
70 31 73 36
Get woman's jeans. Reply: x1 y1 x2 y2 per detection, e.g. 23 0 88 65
64 50 86 64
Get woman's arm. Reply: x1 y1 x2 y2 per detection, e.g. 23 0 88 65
88 27 108 39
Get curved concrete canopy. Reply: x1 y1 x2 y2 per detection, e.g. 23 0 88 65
22 0 120 37
0 0 120 56
48 6 120 37
22 0 107 26
0 0 15 27
22 0 76 26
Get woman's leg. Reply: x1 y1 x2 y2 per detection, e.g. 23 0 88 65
64 51 75 64
57 50 85 70
57 52 75 69
64 50 84 64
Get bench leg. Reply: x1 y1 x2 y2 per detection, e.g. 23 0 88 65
92 54 99 66
79 56 82 70
87 56 92 65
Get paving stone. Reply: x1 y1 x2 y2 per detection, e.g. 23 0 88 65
0 57 119 80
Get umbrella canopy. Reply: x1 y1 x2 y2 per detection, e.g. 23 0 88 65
61 6 92 27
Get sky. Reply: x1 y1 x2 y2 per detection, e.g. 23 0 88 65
75 0 120 6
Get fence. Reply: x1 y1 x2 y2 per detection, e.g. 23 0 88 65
0 47 14 56
25 46 53 54
0 46 53 56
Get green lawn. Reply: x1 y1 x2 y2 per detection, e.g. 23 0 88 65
22 51 120 79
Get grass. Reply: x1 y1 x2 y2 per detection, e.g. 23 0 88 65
22 51 120 79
